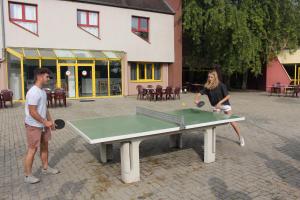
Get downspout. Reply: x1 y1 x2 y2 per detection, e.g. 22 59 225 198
0 0 6 63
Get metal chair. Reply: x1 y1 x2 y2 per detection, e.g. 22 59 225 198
54 88 66 107
174 87 181 100
1 90 13 107
165 86 174 100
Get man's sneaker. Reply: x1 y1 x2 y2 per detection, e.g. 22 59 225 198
239 136 245 147
41 166 60 175
24 175 40 184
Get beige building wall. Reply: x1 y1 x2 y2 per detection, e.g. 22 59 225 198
278 49 300 64
0 62 7 90
3 0 175 63
127 63 169 95
0 0 3 61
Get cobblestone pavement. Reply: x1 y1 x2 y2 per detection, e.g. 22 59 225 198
0 92 300 200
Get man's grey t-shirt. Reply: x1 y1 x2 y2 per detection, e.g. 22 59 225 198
25 85 47 128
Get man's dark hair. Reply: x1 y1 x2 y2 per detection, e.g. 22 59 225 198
34 68 51 82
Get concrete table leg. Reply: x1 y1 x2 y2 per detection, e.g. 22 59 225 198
120 140 141 183
203 127 216 163
99 143 113 163
169 133 183 148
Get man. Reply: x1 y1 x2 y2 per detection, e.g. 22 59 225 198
24 68 59 184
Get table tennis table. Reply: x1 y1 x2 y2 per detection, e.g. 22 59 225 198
68 107 245 183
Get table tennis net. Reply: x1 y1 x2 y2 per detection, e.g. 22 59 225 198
136 107 185 128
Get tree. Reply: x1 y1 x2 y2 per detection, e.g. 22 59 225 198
183 0 300 89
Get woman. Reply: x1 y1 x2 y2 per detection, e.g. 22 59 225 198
194 70 245 146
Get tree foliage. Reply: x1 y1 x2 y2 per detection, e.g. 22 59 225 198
183 0 300 88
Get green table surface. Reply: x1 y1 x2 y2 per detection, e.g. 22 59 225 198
68 108 244 142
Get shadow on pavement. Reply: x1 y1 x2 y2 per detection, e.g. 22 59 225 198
255 152 300 189
208 177 252 200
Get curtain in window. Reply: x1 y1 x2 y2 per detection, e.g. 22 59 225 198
10 4 22 19
25 5 36 20
131 63 137 80
146 64 152 79
89 13 98 26
131 17 138 30
77 11 87 24
140 18 148 31
154 64 161 80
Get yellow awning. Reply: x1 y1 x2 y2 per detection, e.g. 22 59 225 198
6 47 125 60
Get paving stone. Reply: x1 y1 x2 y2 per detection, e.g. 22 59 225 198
0 93 300 199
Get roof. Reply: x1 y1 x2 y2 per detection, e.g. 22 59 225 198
61 0 175 15
7 47 125 60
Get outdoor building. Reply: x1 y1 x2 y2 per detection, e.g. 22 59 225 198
266 49 300 88
0 0 182 101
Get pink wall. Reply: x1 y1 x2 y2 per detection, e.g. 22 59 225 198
165 0 182 87
266 58 291 90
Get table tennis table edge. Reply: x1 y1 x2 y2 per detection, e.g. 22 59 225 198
184 116 245 129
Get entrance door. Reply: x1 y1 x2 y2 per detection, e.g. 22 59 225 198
60 66 76 98
78 66 93 97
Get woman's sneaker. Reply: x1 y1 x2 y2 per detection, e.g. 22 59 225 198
41 166 60 175
239 136 245 147
24 175 40 184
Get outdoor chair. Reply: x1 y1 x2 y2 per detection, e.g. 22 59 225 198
136 85 143 100
155 86 164 101
292 85 300 97
148 89 155 101
1 90 13 107
111 84 121 95
165 86 174 100
44 88 53 107
174 87 181 100
270 82 282 96
0 93 3 108
54 88 67 107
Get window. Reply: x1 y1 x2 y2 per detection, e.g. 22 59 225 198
130 63 161 81
9 2 38 35
154 63 161 80
77 10 99 38
131 63 137 80
131 16 149 41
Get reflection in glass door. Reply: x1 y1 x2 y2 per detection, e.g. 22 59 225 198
95 61 108 96
78 66 93 97
110 61 122 96
60 66 76 98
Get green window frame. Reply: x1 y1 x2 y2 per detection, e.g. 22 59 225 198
130 63 161 82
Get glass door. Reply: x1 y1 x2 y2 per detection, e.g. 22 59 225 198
95 61 108 96
78 66 93 97
109 61 122 96
60 66 76 98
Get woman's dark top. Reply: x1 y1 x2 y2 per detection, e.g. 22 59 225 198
200 83 230 106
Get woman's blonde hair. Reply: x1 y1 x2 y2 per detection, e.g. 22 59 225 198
204 70 220 90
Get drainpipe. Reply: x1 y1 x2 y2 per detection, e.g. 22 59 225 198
0 0 6 63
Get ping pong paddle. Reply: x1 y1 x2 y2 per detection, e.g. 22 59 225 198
196 101 205 108
54 119 65 130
